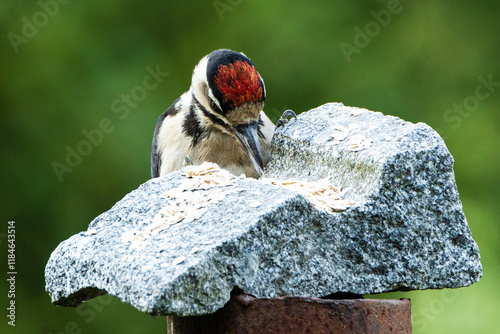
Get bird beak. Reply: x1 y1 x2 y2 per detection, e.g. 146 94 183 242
235 122 264 177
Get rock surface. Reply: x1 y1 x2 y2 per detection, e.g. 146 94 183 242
45 103 482 316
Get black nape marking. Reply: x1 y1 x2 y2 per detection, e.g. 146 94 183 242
182 105 203 147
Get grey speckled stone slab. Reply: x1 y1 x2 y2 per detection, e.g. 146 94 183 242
45 103 482 316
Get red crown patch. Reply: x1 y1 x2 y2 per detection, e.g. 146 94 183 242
214 60 263 107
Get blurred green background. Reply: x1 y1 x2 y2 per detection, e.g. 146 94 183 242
1 0 498 333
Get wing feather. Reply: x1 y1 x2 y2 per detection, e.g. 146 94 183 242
151 97 182 178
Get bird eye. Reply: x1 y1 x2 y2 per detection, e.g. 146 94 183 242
201 81 223 115
209 97 223 114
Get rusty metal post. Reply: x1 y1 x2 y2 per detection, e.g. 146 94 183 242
166 294 411 334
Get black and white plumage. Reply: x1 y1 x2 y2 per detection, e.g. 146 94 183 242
151 49 275 179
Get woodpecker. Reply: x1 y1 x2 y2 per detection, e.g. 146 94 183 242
151 49 276 179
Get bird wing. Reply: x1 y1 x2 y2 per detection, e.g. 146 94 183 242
151 97 181 178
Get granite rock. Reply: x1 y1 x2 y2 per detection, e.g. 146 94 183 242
45 103 482 316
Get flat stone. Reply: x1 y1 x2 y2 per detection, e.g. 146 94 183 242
44 103 482 316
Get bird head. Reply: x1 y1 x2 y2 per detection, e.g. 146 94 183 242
190 49 267 175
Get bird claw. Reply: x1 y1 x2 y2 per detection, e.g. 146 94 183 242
184 156 193 166
276 109 297 129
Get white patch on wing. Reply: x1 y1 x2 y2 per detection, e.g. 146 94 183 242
157 110 193 176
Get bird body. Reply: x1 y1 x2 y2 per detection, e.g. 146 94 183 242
151 49 274 179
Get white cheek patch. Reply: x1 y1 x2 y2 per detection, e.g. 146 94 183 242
190 56 210 107
190 55 223 113
191 56 208 88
